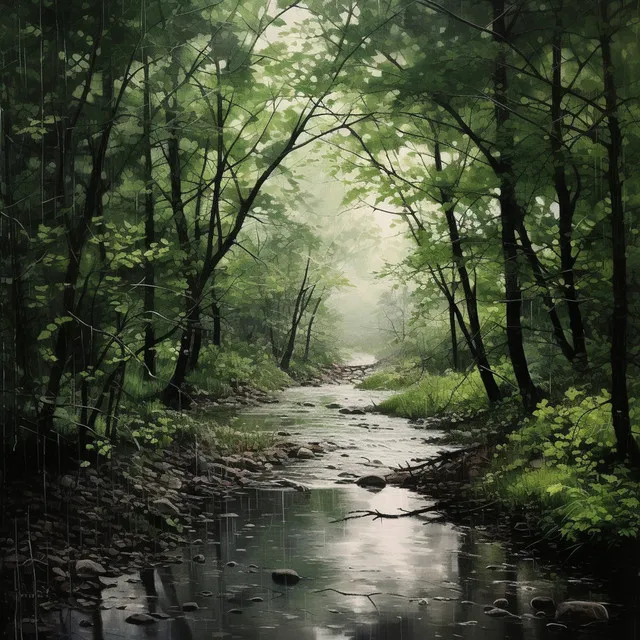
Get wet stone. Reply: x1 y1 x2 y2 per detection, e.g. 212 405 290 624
126 614 157 625
182 602 199 612
272 568 301 585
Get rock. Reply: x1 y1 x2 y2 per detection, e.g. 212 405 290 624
152 498 180 516
303 402 315 407
484 608 516 618
76 559 106 576
546 623 568 632
192 554 205 563
493 598 509 609
530 596 556 613
159 474 182 490
182 602 199 612
326 403 342 409
356 475 386 488
295 447 315 460
228 609 243 614
385 471 411 485
250 596 264 602
271 569 301 586
125 613 157 625
277 431 291 436
555 601 608 625
417 598 429 606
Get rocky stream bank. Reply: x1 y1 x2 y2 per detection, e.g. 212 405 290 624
0 362 374 638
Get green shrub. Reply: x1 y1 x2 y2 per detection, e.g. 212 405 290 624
485 388 640 543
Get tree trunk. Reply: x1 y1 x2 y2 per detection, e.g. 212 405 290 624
303 294 323 362
492 0 540 412
142 47 156 378
162 98 201 405
551 21 588 365
448 286 459 371
433 139 502 403
599 2 640 465
211 293 222 348
280 258 311 372
516 221 576 362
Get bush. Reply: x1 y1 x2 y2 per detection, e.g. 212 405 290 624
484 388 640 543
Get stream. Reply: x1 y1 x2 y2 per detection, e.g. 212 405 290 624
57 356 637 639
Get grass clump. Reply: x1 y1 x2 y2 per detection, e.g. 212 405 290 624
358 367 420 391
376 370 488 419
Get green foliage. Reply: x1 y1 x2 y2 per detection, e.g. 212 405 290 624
485 388 640 543
189 346 292 396
357 366 420 390
376 370 489 419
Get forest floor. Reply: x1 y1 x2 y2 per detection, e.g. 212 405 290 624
0 363 372 636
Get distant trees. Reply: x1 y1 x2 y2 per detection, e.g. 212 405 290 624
335 0 640 463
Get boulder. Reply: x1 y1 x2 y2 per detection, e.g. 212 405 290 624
493 598 509 609
326 403 342 409
76 559 106 576
271 568 301 586
356 475 386 489
125 614 157 625
555 601 608 625
530 596 556 613
295 447 315 460
152 497 180 516
192 554 206 563
182 602 199 612
159 474 182 490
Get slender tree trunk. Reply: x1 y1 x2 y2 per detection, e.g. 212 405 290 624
162 98 201 406
142 47 156 377
448 287 459 371
492 0 539 412
303 294 323 362
211 290 222 348
188 306 203 373
551 20 588 365
432 139 502 403
516 221 575 361
599 2 640 465
280 258 311 372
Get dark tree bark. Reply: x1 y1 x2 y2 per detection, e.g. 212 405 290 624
599 1 640 466
161 98 200 408
432 140 502 403
492 0 540 411
551 16 587 365
142 47 156 378
303 293 323 362
448 281 459 371
211 281 222 347
280 258 312 372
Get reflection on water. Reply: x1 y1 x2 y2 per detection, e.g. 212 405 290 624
53 372 636 639
58 487 629 640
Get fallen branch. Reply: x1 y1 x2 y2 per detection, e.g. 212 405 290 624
314 588 381 612
331 504 447 523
